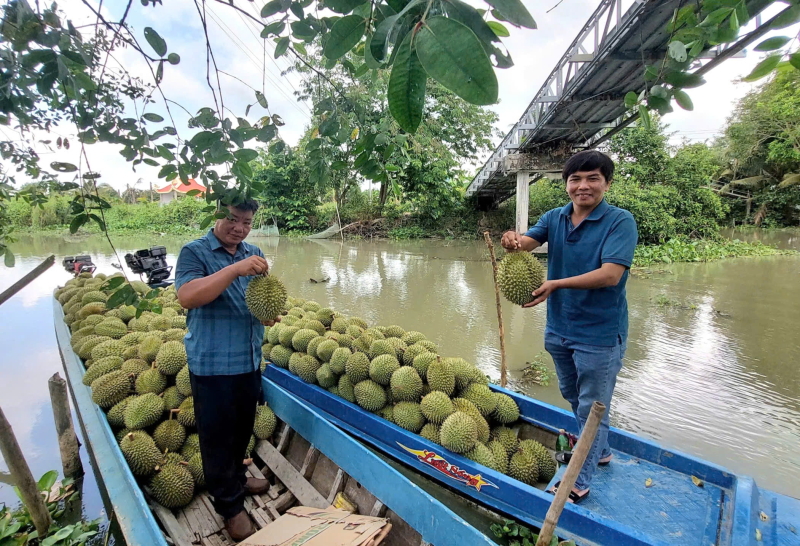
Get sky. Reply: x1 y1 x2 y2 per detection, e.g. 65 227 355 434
2 0 798 193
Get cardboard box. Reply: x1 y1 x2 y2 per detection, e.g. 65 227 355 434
240 506 390 546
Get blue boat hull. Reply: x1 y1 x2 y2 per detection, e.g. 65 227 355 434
264 365 800 546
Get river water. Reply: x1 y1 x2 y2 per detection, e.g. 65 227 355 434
1 230 798 523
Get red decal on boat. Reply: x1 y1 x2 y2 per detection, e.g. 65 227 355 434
397 443 498 491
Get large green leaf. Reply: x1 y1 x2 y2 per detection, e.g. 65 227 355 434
663 71 705 88
753 36 790 52
443 0 513 68
144 27 167 57
414 17 498 105
369 14 399 62
743 54 781 82
388 32 427 132
325 0 369 14
790 52 800 70
323 15 367 60
364 33 384 69
673 89 693 111
770 5 800 29
482 0 535 28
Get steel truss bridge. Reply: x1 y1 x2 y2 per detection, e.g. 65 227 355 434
467 0 786 230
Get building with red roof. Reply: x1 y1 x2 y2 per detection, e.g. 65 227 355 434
156 179 206 206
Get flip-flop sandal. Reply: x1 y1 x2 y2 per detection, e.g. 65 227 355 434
547 481 590 504
555 451 612 466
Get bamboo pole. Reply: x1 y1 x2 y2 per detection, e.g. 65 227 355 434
535 401 606 546
483 232 508 388
0 405 53 537
0 255 55 307
48 373 84 479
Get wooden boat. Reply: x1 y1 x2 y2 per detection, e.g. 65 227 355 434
264 365 800 546
53 296 500 546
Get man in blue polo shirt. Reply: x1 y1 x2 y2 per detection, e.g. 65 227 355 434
501 150 637 504
175 200 272 541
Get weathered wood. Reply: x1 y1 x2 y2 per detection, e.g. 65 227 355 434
285 434 312 471
48 373 84 478
276 422 292 453
370 500 387 517
267 480 285 500
248 505 271 529
256 440 329 508
0 254 55 307
536 401 606 546
0 406 52 537
150 502 195 546
483 233 508 388
515 171 530 234
266 490 296 515
327 468 347 504
247 462 267 480
199 494 225 531
300 446 320 479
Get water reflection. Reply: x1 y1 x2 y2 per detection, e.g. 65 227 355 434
1 232 799 502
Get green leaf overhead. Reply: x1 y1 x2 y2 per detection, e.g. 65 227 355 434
673 89 693 111
414 17 498 105
144 27 167 57
388 32 427 132
481 0 536 28
325 0 369 14
753 36 790 52
323 15 367 60
487 21 510 37
743 54 781 82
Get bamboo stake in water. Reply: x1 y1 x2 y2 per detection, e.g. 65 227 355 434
483 232 507 388
48 373 84 479
0 405 53 537
535 401 606 546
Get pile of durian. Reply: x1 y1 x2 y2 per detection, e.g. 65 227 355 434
56 273 278 510
261 292 557 488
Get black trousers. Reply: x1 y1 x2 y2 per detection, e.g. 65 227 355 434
189 368 261 519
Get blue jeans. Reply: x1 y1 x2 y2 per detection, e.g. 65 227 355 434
544 330 626 490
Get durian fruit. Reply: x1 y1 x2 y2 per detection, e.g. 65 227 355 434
315 308 335 327
368 340 394 360
177 397 196 428
120 431 161 477
401 331 426 345
492 393 520 424
336 334 355 350
253 404 277 439
327 385 340 397
95 318 128 339
345 352 370 384
138 335 163 363
439 412 478 454
130 316 151 332
91 339 126 361
266 323 283 345
384 325 405 338
170 315 187 329
244 275 286 322
385 337 407 360
292 329 319 352
316 364 337 388
346 325 364 338
445 358 477 392
519 439 557 483
497 251 546 306
78 302 106 319
420 423 441 444
306 336 323 358
412 352 437 378
155 341 187 376
306 321 326 337
453 398 490 444
270 345 293 369
464 443 498 471
161 452 185 467
153 413 187 453
91 371 131 409
302 301 321 312
338 375 356 403
119 332 143 347
287 307 304 318
162 386 186 412
369 354 400 386
148 314 172 332
491 426 519 457
459 384 497 418
107 396 135 428
487 441 509 474
82 356 123 386
420 391 455 425
348 317 368 329
427 359 455 396
81 290 108 305
296 355 321 384
124 392 165 430
508 449 539 486
181 433 201 460
353 380 387 412
280 315 298 327
78 336 111 360
330 317 348 334
175 365 192 396
390 367 423 402
377 405 394 423
149 462 195 509
402 344 428 367
392 402 425 433
288 352 304 375
136 365 168 395
329 348 350 375
245 435 256 459
279 326 300 348
315 339 339 362
187 453 205 488
163 328 187 342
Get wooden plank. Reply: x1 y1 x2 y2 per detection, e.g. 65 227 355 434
300 446 321 479
247 462 267 480
266 503 281 521
175 511 197 543
248 505 270 529
284 434 312 471
255 507 273 525
326 468 347 504
255 441 329 509
0 255 54 306
191 495 223 536
182 502 210 539
199 495 225 531
370 500 387 517
266 490 295 514
267 480 285 500
149 502 195 546
276 423 292 454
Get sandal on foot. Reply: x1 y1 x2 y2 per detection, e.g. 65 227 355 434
547 481 590 504
555 451 612 466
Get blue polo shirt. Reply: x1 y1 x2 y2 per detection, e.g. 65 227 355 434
525 200 638 347
174 230 264 376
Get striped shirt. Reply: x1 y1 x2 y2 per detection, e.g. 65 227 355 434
174 229 264 376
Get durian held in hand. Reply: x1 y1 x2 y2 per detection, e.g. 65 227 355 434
496 251 546 306
245 273 288 322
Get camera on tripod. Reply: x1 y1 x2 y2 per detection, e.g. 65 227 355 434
62 255 96 276
125 246 172 287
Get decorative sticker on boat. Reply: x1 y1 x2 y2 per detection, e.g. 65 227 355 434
397 443 498 492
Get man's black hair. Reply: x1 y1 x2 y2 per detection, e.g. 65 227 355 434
230 199 260 213
562 150 614 182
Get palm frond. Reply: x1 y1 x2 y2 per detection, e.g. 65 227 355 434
778 173 800 189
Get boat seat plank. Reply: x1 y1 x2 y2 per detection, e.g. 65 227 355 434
276 423 292 454
199 495 225 531
255 441 329 509
247 462 267 480
558 450 729 546
175 511 199 544
300 446 321 479
149 502 196 546
327 468 347 504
